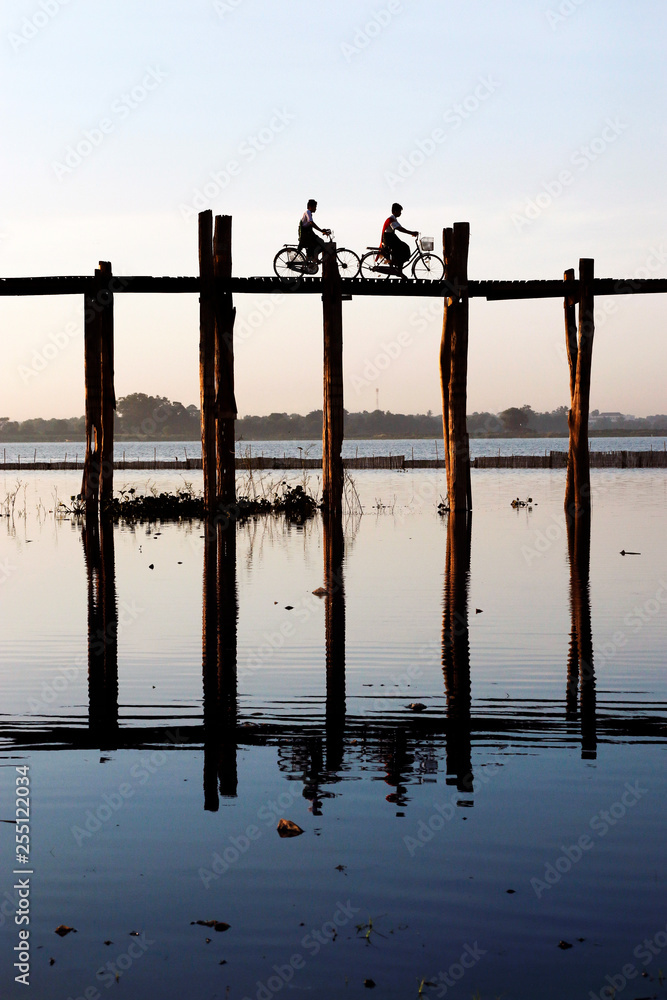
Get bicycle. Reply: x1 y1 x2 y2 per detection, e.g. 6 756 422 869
273 232 360 279
359 235 444 281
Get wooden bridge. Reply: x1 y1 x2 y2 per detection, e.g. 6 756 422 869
2 211 666 524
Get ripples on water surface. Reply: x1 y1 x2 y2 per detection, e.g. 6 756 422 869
0 468 665 1000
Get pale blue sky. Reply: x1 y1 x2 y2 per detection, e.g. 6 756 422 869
1 0 666 421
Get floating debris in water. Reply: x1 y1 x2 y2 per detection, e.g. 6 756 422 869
54 925 76 936
277 819 304 838
557 940 573 949
312 586 328 597
511 497 534 508
191 920 231 933
407 702 427 712
620 549 641 555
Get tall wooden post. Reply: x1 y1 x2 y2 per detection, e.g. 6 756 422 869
440 223 472 511
322 245 344 515
563 268 578 513
214 215 237 505
440 228 453 480
98 262 115 506
199 211 217 510
565 258 595 515
81 273 103 506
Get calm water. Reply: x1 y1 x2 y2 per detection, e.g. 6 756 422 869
2 435 667 463
1 469 666 1000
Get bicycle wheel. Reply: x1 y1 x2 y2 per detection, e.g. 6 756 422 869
360 251 390 280
336 248 360 278
273 247 306 278
412 253 444 280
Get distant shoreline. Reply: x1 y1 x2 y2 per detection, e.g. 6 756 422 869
1 429 666 443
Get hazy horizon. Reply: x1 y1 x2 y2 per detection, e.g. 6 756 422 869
2 2 666 422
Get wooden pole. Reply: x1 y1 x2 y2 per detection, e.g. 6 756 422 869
440 227 453 498
441 223 472 511
81 272 103 507
567 258 595 515
563 268 577 514
322 244 344 515
98 261 115 506
214 215 237 506
199 211 217 510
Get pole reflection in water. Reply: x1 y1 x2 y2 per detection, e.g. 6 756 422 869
566 509 597 759
84 513 119 742
442 510 473 795
324 510 346 774
202 517 238 810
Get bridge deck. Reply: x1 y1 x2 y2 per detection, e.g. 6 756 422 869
2 275 667 299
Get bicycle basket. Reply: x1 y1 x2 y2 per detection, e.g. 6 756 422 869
420 237 434 252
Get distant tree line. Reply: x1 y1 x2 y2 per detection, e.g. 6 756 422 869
1 395 665 441
0 394 199 442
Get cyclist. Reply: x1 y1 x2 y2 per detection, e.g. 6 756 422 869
381 203 418 270
298 199 331 263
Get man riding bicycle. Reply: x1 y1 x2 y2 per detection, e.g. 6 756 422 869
381 203 418 270
298 199 331 262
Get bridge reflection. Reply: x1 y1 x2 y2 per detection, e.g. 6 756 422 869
5 505 660 811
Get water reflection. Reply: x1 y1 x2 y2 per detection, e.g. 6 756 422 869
566 509 597 759
324 510 345 773
13 493 664 799
202 517 239 809
83 514 118 742
442 511 473 796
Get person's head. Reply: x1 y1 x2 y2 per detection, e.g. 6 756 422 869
307 199 317 211
392 202 403 216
